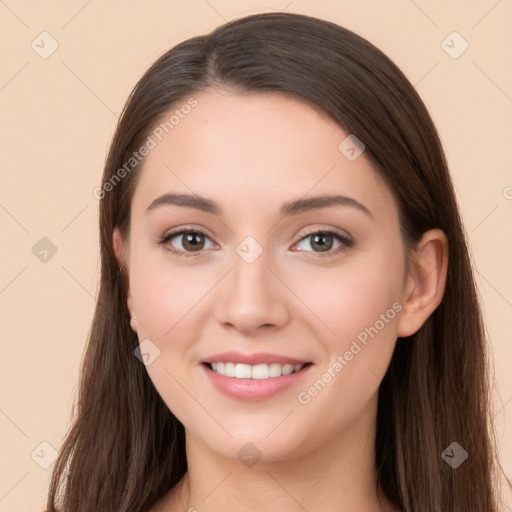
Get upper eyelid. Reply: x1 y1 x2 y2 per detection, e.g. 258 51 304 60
163 226 216 244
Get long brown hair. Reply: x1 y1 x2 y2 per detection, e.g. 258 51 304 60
46 11 507 512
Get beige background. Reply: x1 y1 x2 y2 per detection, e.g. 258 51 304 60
0 1 511 510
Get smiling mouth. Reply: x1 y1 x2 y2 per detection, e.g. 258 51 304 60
203 362 313 379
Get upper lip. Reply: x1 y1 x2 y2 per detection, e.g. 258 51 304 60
202 351 311 366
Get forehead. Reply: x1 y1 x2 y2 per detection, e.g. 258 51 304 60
131 89 397 221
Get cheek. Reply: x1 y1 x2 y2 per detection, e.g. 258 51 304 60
291 250 403 350
129 253 211 338
128 260 212 414
288 247 403 412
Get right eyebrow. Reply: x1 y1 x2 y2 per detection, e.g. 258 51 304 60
146 193 220 215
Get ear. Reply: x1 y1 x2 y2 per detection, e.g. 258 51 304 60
397 229 449 337
113 227 137 331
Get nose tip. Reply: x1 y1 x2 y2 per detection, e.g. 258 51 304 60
214 257 289 333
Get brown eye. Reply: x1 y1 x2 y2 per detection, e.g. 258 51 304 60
309 233 334 252
293 230 354 256
178 231 206 251
158 229 215 257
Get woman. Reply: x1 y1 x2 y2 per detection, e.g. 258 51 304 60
46 11 507 512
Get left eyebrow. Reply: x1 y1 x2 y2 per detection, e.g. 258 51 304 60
146 192 374 221
280 194 374 220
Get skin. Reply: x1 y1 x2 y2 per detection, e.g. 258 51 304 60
113 88 448 512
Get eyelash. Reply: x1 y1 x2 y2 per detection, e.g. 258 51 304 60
157 227 354 258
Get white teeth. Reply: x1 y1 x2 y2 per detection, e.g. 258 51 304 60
282 364 294 375
235 364 252 379
209 362 306 379
269 363 282 378
252 364 269 380
225 362 236 377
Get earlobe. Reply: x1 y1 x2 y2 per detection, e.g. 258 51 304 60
113 227 124 267
113 228 138 333
113 228 128 288
397 229 449 337
128 296 138 333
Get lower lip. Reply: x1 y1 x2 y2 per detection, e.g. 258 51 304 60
201 363 313 401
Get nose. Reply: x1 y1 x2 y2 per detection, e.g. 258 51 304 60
214 248 290 333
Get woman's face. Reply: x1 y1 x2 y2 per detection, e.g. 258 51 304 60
115 89 411 462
